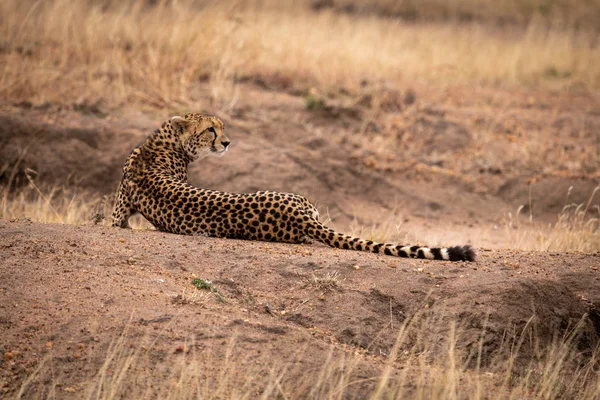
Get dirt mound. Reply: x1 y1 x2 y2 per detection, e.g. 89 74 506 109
1 220 598 396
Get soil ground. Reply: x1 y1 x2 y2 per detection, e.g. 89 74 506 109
1 220 599 397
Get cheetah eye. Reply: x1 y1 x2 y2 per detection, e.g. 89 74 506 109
208 127 216 135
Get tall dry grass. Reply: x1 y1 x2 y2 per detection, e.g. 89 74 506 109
1 185 109 226
1 0 598 111
502 186 600 252
16 308 600 399
0 182 151 229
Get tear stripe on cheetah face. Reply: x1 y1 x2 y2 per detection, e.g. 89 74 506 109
112 113 476 262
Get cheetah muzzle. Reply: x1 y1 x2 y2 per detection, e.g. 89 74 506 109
112 113 476 262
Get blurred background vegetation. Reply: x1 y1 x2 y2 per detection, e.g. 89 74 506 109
1 0 599 110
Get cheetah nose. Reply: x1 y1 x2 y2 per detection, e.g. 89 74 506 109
222 140 230 148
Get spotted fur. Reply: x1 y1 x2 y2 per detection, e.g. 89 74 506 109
112 113 476 262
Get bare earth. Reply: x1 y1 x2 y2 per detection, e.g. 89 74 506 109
1 220 599 397
0 82 599 397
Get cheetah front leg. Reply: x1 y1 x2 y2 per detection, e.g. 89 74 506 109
111 182 135 229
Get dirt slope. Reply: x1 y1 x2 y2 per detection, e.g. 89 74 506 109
1 220 599 397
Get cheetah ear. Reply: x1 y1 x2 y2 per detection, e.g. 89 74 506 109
170 116 188 131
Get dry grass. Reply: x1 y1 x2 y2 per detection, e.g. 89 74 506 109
304 270 342 291
0 183 151 229
1 0 599 112
15 308 600 399
350 213 408 245
171 287 213 306
503 186 600 252
0 184 110 226
538 187 600 252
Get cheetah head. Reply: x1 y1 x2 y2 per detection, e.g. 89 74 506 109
170 113 230 161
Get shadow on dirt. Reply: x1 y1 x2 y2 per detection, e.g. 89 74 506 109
446 272 599 369
0 114 137 192
316 270 600 369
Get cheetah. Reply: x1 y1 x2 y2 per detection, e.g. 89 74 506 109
112 113 475 262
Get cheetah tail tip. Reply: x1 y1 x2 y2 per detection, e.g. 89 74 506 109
448 245 477 262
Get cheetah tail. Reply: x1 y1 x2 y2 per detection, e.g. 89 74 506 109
306 220 476 262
